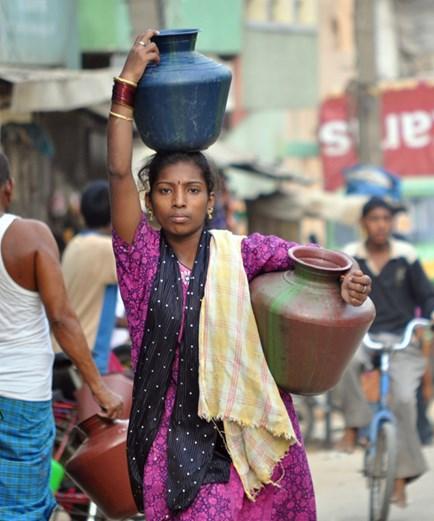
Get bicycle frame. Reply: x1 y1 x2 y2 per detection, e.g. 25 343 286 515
364 317 431 430
363 318 430 521
363 344 398 521
367 350 395 448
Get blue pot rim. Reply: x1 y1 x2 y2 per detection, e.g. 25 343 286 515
154 28 200 37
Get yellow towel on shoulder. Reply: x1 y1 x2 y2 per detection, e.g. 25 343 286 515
198 230 298 499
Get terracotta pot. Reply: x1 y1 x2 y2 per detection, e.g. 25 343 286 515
65 415 137 520
75 373 133 422
250 245 375 395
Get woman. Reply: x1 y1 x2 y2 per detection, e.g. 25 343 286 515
107 30 371 521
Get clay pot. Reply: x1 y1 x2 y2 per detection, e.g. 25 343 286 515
65 415 137 520
250 245 375 395
75 373 133 422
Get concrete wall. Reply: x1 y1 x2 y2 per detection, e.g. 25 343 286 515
242 26 318 110
318 0 355 97
165 0 243 55
0 0 79 68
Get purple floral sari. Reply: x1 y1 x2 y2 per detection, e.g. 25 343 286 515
113 216 317 520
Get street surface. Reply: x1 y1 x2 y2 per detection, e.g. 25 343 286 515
309 445 434 520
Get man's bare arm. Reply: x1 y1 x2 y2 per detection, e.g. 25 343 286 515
30 221 123 418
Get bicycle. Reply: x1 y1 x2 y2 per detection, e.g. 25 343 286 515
362 318 431 521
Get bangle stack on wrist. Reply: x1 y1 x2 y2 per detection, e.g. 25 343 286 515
111 76 137 110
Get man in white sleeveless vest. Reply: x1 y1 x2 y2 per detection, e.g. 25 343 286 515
0 152 123 520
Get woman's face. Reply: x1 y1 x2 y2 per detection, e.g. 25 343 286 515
147 161 214 239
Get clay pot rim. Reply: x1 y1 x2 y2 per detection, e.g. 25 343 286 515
288 245 352 273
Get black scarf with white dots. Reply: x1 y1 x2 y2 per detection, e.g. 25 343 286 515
127 229 230 513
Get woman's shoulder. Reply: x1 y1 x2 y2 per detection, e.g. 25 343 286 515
209 229 295 261
241 231 297 252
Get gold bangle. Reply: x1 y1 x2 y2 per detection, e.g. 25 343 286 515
114 76 138 88
109 111 133 122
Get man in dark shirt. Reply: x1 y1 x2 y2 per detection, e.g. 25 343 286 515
338 197 434 507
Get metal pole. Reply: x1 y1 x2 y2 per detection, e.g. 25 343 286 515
354 0 382 165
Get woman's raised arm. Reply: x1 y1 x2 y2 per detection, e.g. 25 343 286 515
107 30 160 243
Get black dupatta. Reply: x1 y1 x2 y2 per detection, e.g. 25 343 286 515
127 229 230 513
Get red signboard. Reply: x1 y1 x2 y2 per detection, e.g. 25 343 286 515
318 83 434 190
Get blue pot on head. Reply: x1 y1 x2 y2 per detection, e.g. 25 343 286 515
134 29 232 152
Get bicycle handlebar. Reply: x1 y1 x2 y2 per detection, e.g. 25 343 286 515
363 318 431 351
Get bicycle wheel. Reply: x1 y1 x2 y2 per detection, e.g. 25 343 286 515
368 421 397 521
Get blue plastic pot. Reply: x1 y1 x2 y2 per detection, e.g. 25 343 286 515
134 29 232 152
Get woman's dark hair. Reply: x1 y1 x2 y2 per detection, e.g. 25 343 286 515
138 151 215 195
80 180 111 228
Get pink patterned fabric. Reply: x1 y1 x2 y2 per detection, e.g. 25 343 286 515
113 216 317 521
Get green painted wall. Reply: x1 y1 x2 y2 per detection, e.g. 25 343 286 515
78 0 132 52
242 27 318 110
165 0 243 55
402 177 434 198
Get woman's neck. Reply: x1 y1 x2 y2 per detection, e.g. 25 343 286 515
165 227 204 269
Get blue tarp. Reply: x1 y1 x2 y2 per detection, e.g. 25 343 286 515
344 164 402 201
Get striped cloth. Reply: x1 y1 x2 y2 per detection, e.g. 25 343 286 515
0 395 56 520
198 230 298 500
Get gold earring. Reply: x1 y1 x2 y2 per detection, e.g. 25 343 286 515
147 208 154 222
207 207 214 220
